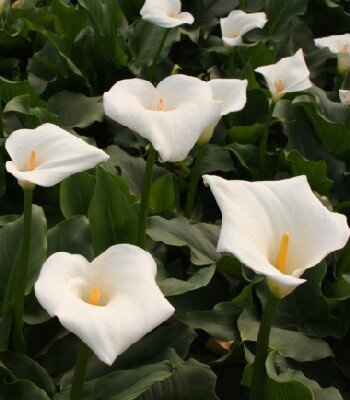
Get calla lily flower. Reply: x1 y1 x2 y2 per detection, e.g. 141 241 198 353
255 49 312 101
103 74 222 162
5 123 109 188
140 0 194 28
339 89 350 106
220 10 267 47
315 34 350 74
198 79 248 145
203 175 350 298
35 244 175 365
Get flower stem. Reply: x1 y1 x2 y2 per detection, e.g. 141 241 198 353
259 102 275 177
239 0 246 9
0 101 3 137
70 342 92 400
12 188 34 353
184 145 206 219
138 146 157 250
249 291 279 400
147 29 170 82
227 48 235 78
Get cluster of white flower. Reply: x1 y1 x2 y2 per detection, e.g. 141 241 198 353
4 0 350 371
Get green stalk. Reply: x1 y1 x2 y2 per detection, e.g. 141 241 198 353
249 291 279 400
227 48 235 78
184 145 205 219
147 29 170 82
259 102 275 177
12 188 34 353
0 100 3 137
138 146 157 250
70 342 92 400
239 0 246 10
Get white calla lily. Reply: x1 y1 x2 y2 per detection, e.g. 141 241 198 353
198 79 248 145
315 34 350 74
140 0 194 28
5 123 109 188
103 74 222 162
255 49 312 101
35 244 175 366
339 89 350 106
220 10 267 47
203 174 350 298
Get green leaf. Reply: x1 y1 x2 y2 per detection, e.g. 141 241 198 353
4 94 58 128
0 77 36 104
238 307 333 362
0 352 55 396
278 149 333 194
140 350 219 400
0 365 50 400
77 0 128 67
118 0 144 22
294 90 350 158
47 91 104 128
273 263 342 339
129 20 180 74
274 100 348 195
48 216 94 261
149 174 176 214
51 0 89 40
199 144 235 174
157 264 216 297
225 143 260 174
265 0 308 41
0 215 18 226
264 352 343 400
60 172 95 218
106 145 167 195
115 324 196 370
236 41 275 69
88 167 138 255
147 216 220 265
178 302 241 341
227 124 266 145
0 313 11 351
181 0 238 31
55 361 175 400
0 206 47 312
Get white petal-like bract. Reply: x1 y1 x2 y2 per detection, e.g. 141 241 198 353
315 34 350 74
35 244 175 365
220 10 267 47
5 123 109 188
140 0 194 28
203 174 350 298
209 79 248 116
198 79 248 145
255 49 312 101
339 89 350 106
103 75 222 162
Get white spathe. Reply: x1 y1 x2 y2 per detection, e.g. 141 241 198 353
103 75 222 162
140 0 194 28
35 244 175 365
5 123 109 188
315 34 350 74
255 49 312 101
339 89 350 106
220 10 267 47
203 175 350 298
198 79 248 145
